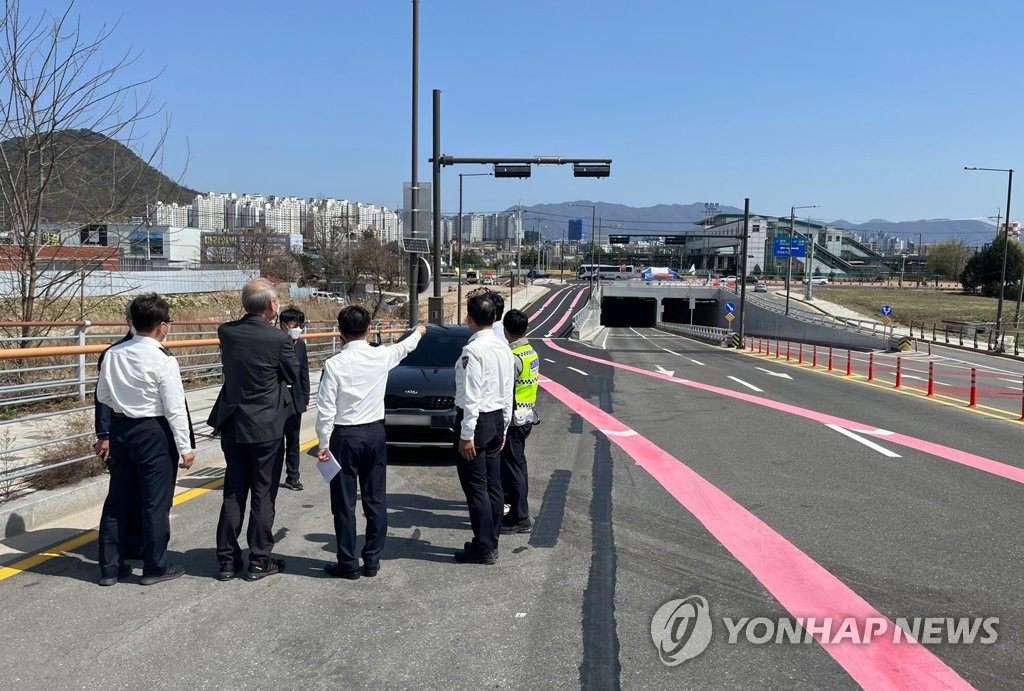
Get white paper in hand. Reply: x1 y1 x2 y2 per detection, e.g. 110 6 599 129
317 450 342 483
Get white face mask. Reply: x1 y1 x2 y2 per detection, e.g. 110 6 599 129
287 327 302 340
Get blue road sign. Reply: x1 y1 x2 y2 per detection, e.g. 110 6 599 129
725 302 736 313
881 305 893 317
772 236 807 258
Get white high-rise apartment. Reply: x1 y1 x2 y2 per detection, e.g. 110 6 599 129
152 202 190 227
191 193 228 230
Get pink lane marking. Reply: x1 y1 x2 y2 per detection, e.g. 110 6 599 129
540 376 971 689
529 287 571 323
544 289 586 335
543 339 1024 486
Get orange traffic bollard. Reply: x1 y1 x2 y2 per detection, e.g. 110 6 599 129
969 368 978 407
867 352 875 381
846 349 852 376
927 361 935 397
895 356 902 388
828 347 834 372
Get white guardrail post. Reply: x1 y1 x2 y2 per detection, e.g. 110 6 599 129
76 321 90 402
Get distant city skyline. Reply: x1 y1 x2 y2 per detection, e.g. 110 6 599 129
27 0 1024 224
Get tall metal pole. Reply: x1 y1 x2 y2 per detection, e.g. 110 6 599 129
561 226 566 281
408 0 420 326
1006 170 1021 330
785 206 794 315
804 215 814 300
432 89 442 301
457 175 464 325
737 198 750 348
591 205 596 291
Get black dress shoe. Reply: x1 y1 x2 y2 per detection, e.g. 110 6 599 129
245 558 285 581
500 518 533 535
139 563 185 586
362 564 379 578
454 549 496 565
325 563 361 579
98 563 131 587
218 566 242 581
283 479 304 491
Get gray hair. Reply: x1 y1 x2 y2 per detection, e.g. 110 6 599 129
241 278 277 314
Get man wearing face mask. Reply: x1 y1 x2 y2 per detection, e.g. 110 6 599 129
278 307 310 491
96 293 195 586
208 278 299 581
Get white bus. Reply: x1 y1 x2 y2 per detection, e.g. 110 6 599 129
577 263 635 280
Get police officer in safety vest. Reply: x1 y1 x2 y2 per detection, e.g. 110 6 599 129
499 309 538 534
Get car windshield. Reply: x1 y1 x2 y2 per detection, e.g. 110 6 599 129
396 327 469 367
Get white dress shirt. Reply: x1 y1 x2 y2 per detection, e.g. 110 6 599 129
492 320 508 345
454 328 515 440
95 335 193 456
316 331 423 450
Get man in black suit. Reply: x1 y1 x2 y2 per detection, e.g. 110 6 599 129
278 307 310 491
208 279 299 581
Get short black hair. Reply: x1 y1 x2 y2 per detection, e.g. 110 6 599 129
489 291 505 319
129 293 170 332
337 305 371 338
503 309 528 339
279 306 305 326
467 293 496 327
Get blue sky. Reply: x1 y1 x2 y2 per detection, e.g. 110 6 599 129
27 0 1024 223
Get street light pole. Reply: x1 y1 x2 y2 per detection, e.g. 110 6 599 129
965 166 1014 344
785 204 817 315
803 211 819 300
456 172 491 325
570 202 597 291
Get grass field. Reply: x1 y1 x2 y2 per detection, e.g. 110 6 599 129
812 287 1002 326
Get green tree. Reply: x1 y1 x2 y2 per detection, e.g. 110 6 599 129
960 232 1023 295
927 239 971 280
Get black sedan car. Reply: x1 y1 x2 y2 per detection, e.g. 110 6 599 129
383 325 470 448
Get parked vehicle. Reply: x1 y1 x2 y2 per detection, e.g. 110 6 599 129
383 325 470 447
311 291 345 303
754 282 768 293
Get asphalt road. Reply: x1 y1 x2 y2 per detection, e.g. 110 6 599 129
2 285 1023 689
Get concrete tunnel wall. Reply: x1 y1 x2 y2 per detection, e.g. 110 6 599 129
597 284 890 350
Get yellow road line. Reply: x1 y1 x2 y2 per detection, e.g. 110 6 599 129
0 438 320 583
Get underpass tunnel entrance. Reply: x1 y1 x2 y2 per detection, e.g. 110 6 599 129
661 298 719 326
601 297 657 327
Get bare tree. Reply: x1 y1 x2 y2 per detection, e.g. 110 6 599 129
0 0 169 339
353 238 405 318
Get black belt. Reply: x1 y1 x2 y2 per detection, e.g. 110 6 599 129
112 412 159 420
456 408 502 416
335 420 384 429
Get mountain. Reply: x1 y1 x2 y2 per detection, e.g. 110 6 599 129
0 129 196 223
511 201 996 246
829 218 996 246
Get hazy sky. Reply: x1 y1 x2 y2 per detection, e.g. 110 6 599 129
24 0 1024 223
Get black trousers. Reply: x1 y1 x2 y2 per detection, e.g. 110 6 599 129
215 422 284 570
283 413 302 483
500 421 533 524
329 421 388 570
99 416 178 579
455 409 504 555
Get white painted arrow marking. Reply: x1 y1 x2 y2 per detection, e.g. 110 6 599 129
755 367 793 380
728 376 763 392
656 365 675 377
826 424 901 458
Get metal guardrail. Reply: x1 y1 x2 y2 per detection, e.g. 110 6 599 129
907 320 1018 355
0 322 407 495
656 322 732 344
743 292 899 339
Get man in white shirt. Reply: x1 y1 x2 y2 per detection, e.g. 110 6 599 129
453 292 515 564
316 306 426 579
96 293 195 586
